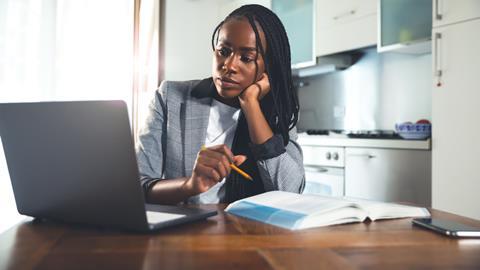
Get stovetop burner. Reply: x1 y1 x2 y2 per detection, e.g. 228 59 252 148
305 129 402 139
305 129 343 135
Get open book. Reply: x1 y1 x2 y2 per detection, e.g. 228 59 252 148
225 191 430 230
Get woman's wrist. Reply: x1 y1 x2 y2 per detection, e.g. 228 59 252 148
239 97 260 113
180 176 199 198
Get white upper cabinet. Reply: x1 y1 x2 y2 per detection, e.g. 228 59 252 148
433 0 480 28
273 0 315 68
315 0 377 56
378 0 432 54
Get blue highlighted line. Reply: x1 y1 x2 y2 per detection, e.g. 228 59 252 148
227 201 307 230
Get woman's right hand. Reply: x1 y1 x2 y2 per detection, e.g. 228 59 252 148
183 144 246 195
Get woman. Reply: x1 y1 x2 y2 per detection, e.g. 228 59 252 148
136 4 305 204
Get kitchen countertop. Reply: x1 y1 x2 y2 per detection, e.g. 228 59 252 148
297 133 431 150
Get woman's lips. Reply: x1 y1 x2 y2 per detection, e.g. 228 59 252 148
217 77 239 88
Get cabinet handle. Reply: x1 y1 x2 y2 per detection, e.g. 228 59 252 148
304 165 329 173
347 154 376 159
435 0 443 20
434 32 442 77
333 9 356 20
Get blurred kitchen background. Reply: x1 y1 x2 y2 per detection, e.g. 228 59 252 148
295 48 431 132
1 0 479 232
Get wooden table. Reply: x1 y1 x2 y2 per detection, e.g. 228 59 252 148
1 204 480 270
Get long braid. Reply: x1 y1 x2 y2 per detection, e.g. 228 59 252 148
211 5 299 202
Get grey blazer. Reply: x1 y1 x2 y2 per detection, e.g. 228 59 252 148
136 78 305 203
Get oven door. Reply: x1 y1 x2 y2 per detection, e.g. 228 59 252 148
302 165 344 197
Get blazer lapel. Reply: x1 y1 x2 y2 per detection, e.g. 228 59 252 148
183 78 214 176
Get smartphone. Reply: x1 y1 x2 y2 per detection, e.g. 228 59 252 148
412 218 480 238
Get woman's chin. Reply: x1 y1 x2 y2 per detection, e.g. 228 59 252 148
214 90 241 106
217 88 241 99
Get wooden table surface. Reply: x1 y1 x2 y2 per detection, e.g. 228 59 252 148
1 204 480 270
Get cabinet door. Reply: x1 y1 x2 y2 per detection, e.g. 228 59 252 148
433 0 480 28
432 19 480 219
316 0 377 56
378 0 432 54
345 148 431 206
272 0 315 68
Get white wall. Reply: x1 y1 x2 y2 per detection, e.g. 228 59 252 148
297 48 432 131
164 0 222 81
0 0 134 233
378 52 432 129
164 0 271 81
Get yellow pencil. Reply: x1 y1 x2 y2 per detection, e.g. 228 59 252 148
201 145 253 181
229 163 253 181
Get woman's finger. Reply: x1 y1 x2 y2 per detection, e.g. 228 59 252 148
195 163 222 183
257 73 271 98
206 144 234 163
197 155 230 179
233 155 247 166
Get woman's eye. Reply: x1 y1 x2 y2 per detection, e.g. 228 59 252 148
218 47 231 57
241 55 254 63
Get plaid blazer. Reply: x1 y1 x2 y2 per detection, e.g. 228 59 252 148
136 78 305 203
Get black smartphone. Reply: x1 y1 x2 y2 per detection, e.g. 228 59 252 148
412 218 480 238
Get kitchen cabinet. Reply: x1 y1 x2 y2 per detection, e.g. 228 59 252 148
378 0 432 54
345 147 431 207
432 14 480 219
272 0 315 68
302 145 345 197
433 0 480 28
315 0 377 56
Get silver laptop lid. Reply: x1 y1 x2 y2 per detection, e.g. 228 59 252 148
0 101 149 231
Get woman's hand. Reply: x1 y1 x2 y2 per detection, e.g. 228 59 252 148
238 73 271 105
183 144 247 195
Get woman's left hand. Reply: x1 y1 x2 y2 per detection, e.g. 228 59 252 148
238 73 271 104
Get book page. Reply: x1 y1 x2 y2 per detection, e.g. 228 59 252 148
301 206 368 229
343 197 430 221
229 191 356 215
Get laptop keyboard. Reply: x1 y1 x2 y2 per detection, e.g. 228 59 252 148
146 211 186 224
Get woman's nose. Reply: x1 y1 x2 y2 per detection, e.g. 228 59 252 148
222 54 238 73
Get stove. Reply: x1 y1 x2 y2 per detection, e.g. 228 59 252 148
305 129 402 139
305 129 343 135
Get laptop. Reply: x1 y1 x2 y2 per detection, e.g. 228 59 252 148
0 100 217 232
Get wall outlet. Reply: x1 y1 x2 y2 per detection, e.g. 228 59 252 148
334 105 345 118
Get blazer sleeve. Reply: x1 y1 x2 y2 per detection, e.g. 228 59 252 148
136 82 168 195
250 127 306 193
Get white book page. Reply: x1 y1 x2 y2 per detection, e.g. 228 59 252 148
300 206 368 229
227 191 356 215
343 197 430 221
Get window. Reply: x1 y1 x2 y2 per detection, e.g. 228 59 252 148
0 0 135 233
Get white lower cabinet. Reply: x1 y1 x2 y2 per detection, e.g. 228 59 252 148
301 145 345 197
345 147 431 207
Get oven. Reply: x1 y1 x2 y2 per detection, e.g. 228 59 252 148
301 145 345 197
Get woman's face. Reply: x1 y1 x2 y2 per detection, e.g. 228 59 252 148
212 18 267 100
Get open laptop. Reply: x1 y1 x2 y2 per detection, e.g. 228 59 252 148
0 100 217 232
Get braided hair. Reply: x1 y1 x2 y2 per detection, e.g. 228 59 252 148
211 4 299 143
211 5 299 203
